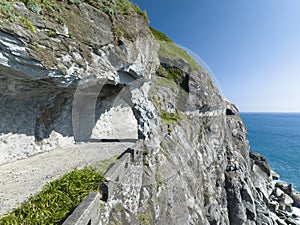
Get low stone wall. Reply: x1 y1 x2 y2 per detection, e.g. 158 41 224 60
62 192 101 225
62 141 143 223
101 141 143 201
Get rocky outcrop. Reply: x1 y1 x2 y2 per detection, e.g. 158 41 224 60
0 1 300 225
0 0 159 164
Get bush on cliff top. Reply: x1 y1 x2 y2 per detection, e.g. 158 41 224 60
0 167 103 225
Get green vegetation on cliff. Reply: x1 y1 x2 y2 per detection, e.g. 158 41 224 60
156 65 184 83
0 0 145 17
150 27 201 71
151 75 188 127
0 167 103 224
149 27 173 43
161 110 183 125
0 0 146 34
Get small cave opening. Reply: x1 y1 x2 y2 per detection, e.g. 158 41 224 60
226 108 236 116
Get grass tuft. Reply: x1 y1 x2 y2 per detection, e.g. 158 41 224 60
131 3 147 20
159 42 201 71
0 167 103 225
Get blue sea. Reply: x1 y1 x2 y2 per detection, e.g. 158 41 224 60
240 113 300 191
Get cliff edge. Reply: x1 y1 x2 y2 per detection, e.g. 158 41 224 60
0 0 299 224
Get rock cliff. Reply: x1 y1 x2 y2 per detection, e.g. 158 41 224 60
0 0 299 224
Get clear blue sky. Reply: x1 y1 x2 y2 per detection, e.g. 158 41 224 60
132 0 300 112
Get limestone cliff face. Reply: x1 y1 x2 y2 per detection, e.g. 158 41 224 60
101 63 277 225
0 1 299 225
0 1 158 163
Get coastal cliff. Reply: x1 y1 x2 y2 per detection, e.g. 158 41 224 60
0 0 299 224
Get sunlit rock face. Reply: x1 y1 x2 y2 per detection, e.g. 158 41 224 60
1 1 299 225
0 1 159 164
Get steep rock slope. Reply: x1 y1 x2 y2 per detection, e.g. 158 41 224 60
101 57 278 225
0 0 158 164
102 57 300 225
0 1 299 224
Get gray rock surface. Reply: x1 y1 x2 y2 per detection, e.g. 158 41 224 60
292 193 300 208
0 1 300 224
0 1 159 164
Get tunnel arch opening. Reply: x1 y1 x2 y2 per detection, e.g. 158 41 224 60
72 75 141 143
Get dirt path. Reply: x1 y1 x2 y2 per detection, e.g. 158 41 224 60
0 142 135 216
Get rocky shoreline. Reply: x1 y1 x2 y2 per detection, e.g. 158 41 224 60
250 151 300 225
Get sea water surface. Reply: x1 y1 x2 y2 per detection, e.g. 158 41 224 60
240 113 300 191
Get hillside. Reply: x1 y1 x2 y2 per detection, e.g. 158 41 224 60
0 0 300 224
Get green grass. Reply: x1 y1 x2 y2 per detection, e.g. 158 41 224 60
156 65 184 84
19 17 36 33
0 1 18 21
150 27 173 42
91 154 119 175
159 42 201 71
153 76 178 90
150 27 201 71
0 0 129 17
0 0 147 34
0 167 104 225
161 110 183 125
22 0 60 15
0 0 60 32
131 3 147 20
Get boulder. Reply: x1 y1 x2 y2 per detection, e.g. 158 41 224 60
282 193 294 206
271 170 280 180
250 151 271 178
274 187 285 198
276 182 293 196
292 193 300 208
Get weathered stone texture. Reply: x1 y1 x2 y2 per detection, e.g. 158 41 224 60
1 1 300 225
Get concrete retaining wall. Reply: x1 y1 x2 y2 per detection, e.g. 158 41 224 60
63 192 101 225
101 141 143 201
62 141 143 224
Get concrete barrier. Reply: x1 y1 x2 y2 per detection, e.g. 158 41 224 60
101 141 143 201
101 151 131 201
63 141 143 224
62 192 101 225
